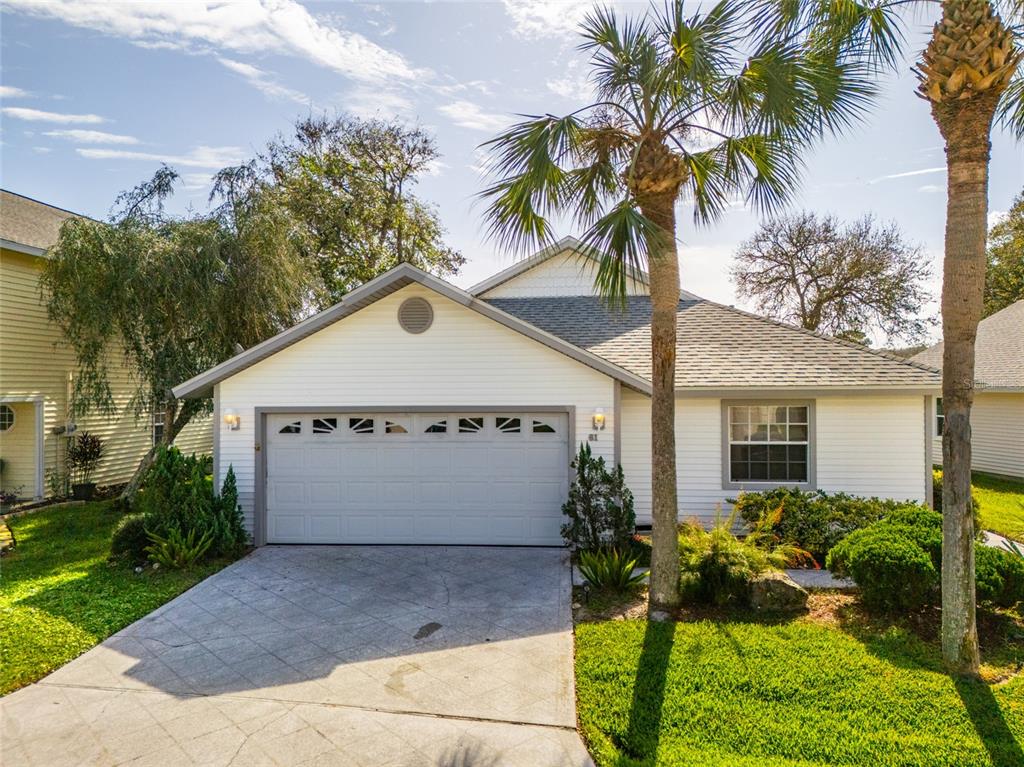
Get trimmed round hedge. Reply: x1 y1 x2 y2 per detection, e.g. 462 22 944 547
827 506 1024 612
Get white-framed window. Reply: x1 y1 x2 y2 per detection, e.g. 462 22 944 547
725 403 813 487
279 420 301 434
0 404 15 432
313 417 338 434
152 405 164 446
936 398 944 436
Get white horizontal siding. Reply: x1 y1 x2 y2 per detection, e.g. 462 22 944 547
218 284 616 535
816 395 925 502
621 390 928 526
931 393 1024 478
480 252 647 298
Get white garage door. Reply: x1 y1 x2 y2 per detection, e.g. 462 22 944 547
265 412 569 545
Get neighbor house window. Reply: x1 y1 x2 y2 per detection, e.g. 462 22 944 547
726 404 811 485
936 398 944 436
0 405 14 432
152 405 164 446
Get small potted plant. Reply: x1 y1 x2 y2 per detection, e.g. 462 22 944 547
67 432 104 501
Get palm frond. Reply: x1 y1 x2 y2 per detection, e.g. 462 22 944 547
997 69 1024 140
579 201 659 307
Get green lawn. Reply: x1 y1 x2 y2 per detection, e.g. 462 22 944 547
576 617 1024 767
0 502 233 695
974 471 1024 542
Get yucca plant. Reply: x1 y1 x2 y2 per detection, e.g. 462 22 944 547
145 527 214 569
480 0 879 613
578 548 647 591
754 0 1023 674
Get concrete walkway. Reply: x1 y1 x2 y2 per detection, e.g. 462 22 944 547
2 546 592 766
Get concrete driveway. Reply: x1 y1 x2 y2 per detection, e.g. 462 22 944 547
2 546 592 766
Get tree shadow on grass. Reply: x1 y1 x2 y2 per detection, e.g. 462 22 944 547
953 675 1024 767
611 619 676 765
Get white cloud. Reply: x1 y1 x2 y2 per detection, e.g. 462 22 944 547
2 107 106 123
502 0 594 39
218 57 308 103
869 166 945 184
76 145 246 169
988 209 1007 229
0 85 31 98
180 172 214 191
547 70 592 102
32 146 52 154
918 183 944 194
5 0 424 84
438 100 509 132
346 84 414 118
44 129 140 145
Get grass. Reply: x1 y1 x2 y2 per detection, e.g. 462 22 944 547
974 471 1024 542
0 501 234 695
576 609 1024 767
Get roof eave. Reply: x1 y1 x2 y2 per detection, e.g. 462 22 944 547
173 262 652 400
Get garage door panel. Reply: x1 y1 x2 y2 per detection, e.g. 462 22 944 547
419 482 451 504
453 447 490 472
348 481 378 504
271 447 306 473
271 481 306 506
271 515 306 541
381 481 415 504
309 482 341 505
309 516 342 540
342 447 378 472
266 411 568 545
490 481 526 504
417 449 451 474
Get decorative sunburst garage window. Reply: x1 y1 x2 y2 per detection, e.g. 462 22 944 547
348 417 374 434
279 420 301 434
312 418 337 434
496 417 521 434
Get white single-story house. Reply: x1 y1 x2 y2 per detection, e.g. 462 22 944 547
912 299 1023 479
173 238 942 546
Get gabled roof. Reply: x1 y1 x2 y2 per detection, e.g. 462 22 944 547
911 300 1024 391
486 296 942 390
172 263 654 399
468 235 699 300
0 189 84 256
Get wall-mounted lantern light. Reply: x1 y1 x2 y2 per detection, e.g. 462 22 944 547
223 408 241 431
592 407 606 431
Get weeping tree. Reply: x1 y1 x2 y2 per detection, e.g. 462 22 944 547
759 0 1023 675
41 167 314 496
479 0 879 611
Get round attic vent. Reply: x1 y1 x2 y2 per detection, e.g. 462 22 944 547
398 297 433 334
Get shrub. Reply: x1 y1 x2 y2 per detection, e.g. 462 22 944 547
145 527 214 569
578 548 646 591
975 545 1024 608
137 447 246 559
827 528 939 611
561 443 635 551
677 511 795 607
826 504 1020 612
66 432 104 484
111 513 150 563
732 488 898 561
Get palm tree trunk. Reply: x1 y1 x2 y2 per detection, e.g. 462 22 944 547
935 96 997 675
640 192 682 611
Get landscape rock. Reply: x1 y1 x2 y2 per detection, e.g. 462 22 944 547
649 609 672 622
750 571 808 612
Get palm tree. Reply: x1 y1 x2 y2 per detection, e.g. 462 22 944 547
762 0 1022 675
479 0 878 611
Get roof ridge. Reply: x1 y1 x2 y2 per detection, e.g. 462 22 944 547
695 297 944 376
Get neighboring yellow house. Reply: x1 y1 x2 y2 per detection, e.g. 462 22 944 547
0 189 211 500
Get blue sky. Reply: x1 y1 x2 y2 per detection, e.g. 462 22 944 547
2 1 1021 339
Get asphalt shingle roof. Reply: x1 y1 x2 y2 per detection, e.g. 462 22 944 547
0 190 79 253
911 300 1024 390
486 296 942 389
